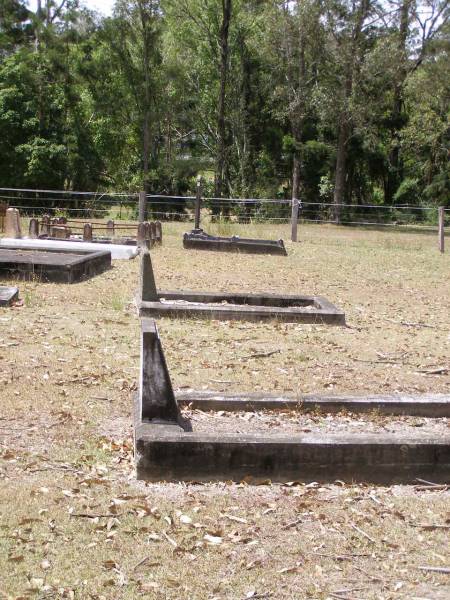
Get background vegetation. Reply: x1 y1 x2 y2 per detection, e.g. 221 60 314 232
0 0 449 215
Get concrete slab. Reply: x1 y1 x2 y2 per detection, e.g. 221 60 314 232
0 237 138 260
0 286 19 306
0 247 111 283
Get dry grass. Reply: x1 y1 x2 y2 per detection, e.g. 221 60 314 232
0 222 449 598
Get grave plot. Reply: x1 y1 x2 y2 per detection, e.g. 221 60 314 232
134 317 450 484
182 189 287 255
31 216 162 248
183 229 287 255
0 285 19 306
138 250 345 324
0 246 111 283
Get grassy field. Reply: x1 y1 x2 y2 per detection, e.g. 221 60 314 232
0 222 449 598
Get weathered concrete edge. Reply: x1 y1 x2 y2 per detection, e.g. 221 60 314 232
140 302 345 325
175 391 450 417
135 423 450 483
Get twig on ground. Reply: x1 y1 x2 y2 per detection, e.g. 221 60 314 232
241 349 281 360
413 524 450 530
282 517 302 530
350 523 376 544
418 566 450 574
416 367 448 375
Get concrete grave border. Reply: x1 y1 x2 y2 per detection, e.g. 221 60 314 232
137 250 345 325
175 390 450 418
134 317 450 483
0 245 111 283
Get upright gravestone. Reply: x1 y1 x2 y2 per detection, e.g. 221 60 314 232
29 218 39 239
41 215 50 236
5 208 22 239
106 220 115 237
139 318 181 423
155 221 162 244
137 222 148 249
140 249 158 302
83 223 93 242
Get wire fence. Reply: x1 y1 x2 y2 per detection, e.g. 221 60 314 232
0 187 449 231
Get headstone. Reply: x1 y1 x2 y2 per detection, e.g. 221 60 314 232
83 223 93 242
137 222 148 248
41 215 50 236
4 208 22 238
106 220 115 236
155 221 162 244
29 218 39 239
139 318 181 423
0 203 6 233
140 249 158 302
150 222 157 244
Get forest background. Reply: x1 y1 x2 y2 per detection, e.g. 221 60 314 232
0 0 449 220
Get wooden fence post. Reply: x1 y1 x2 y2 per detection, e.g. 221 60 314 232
139 191 147 223
291 159 299 242
438 207 445 253
291 199 299 242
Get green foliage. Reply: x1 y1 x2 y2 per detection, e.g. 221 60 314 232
393 178 421 205
0 0 448 217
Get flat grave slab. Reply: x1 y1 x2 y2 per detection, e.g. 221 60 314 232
0 286 19 306
0 247 111 283
140 291 345 324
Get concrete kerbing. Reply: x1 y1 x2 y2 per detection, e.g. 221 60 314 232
134 321 450 483
176 391 450 417
135 420 450 483
0 286 19 306
140 291 346 325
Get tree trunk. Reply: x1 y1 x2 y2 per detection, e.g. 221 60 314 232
333 121 348 222
385 0 411 204
332 0 370 220
139 1 152 194
214 0 232 213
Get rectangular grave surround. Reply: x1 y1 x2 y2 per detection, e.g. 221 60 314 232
135 402 450 484
0 247 111 283
0 286 19 306
134 319 449 483
139 291 345 324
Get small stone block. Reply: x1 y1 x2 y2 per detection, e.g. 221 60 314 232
0 286 19 306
